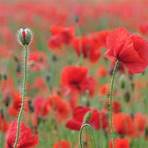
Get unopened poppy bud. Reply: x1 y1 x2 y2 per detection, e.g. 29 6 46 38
83 111 92 123
145 127 148 139
119 75 127 89
124 91 131 102
17 28 33 46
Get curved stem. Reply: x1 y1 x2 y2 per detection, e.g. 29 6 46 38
14 46 28 148
79 123 96 148
108 60 119 148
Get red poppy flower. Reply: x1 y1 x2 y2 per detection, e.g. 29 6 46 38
53 140 71 148
72 36 101 63
112 101 121 113
99 84 109 96
33 96 51 117
0 111 8 133
105 27 148 74
49 95 71 122
66 106 108 131
32 77 48 91
5 121 38 148
61 66 95 96
134 113 146 136
8 92 28 117
113 112 136 136
97 65 107 77
92 30 110 47
105 100 121 113
48 26 74 49
109 138 130 148
29 51 48 71
139 23 148 35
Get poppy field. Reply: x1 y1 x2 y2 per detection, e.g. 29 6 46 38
0 0 148 148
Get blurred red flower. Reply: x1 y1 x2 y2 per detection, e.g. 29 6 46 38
105 100 121 113
99 84 109 96
97 65 107 77
113 112 136 136
0 111 8 133
112 101 121 113
8 92 28 117
72 36 101 63
49 95 71 122
29 51 48 71
53 140 71 148
33 96 51 118
5 121 38 148
105 27 148 74
134 113 146 136
66 106 108 131
139 23 148 35
61 66 95 96
109 138 130 148
48 26 74 49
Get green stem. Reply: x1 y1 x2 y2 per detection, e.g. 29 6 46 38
79 123 96 148
108 60 119 148
14 46 28 148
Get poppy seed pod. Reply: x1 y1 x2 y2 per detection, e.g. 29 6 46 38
17 28 33 46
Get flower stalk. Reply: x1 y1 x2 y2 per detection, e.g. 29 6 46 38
108 60 119 148
79 123 96 148
14 28 32 148
13 46 28 148
79 111 96 148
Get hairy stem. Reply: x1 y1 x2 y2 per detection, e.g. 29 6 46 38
14 46 28 148
108 60 119 148
79 123 96 148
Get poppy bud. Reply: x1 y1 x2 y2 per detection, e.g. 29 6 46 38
145 127 148 139
119 75 126 89
83 111 92 123
17 28 33 46
124 91 131 102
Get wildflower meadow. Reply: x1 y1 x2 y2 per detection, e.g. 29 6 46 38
0 0 148 148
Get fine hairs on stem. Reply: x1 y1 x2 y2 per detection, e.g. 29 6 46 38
79 123 96 148
14 28 32 148
108 60 119 148
13 46 28 148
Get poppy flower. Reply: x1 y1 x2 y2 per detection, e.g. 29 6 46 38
95 30 110 45
97 65 107 77
99 84 109 96
29 51 48 72
139 23 148 35
105 100 121 113
112 101 121 113
113 112 136 136
66 106 108 131
109 138 130 148
72 35 101 63
53 140 71 148
48 26 74 49
134 113 146 136
0 110 8 132
49 95 71 122
8 92 28 117
32 77 48 92
33 96 51 118
5 121 38 148
105 27 148 74
61 66 95 96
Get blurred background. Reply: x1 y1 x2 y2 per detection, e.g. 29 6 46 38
0 0 148 148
